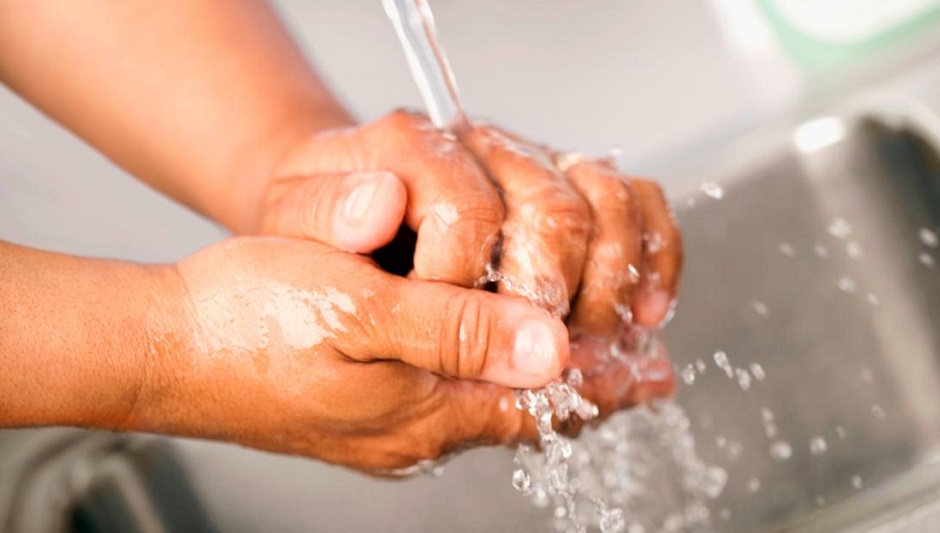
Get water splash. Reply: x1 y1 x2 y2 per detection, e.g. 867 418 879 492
769 440 793 461
920 227 939 248
809 437 828 456
700 182 725 200
828 217 852 239
515 396 727 533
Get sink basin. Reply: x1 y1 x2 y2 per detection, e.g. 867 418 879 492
664 114 940 532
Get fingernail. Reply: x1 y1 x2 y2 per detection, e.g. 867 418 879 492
512 319 558 377
343 177 382 225
639 290 675 328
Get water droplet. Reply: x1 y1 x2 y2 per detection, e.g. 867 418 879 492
816 495 826 507
746 478 761 493
645 232 665 254
567 368 583 387
750 300 770 316
851 475 863 489
627 264 641 283
719 508 732 521
695 358 707 373
814 243 829 258
735 368 752 390
920 252 935 268
608 144 624 161
713 351 733 378
769 440 792 461
680 364 696 385
725 439 743 461
761 407 778 438
859 367 874 383
871 404 887 419
499 396 511 412
866 293 880 306
846 241 864 259
778 242 795 257
599 508 626 533
838 276 857 293
700 181 724 200
920 227 939 248
512 469 532 493
750 363 766 382
835 425 846 439
702 466 728 498
809 437 828 456
828 217 852 239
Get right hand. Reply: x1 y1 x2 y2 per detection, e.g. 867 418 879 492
133 236 567 473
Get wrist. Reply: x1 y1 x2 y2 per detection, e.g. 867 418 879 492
110 262 195 434
226 104 357 236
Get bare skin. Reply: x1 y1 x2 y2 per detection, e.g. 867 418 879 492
0 0 681 472
0 237 667 472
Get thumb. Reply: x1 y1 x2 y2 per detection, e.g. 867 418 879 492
355 275 569 389
261 171 407 253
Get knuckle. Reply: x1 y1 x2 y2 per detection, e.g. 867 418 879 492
300 179 334 238
449 190 504 237
542 190 591 237
443 292 491 380
382 108 433 133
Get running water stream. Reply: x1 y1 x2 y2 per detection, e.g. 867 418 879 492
383 2 726 530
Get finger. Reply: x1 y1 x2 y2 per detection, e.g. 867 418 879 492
277 109 505 286
630 178 683 328
260 171 407 253
568 333 675 417
346 272 570 389
560 156 643 336
444 381 534 445
462 125 591 316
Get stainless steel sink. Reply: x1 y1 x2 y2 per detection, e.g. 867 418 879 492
663 113 940 532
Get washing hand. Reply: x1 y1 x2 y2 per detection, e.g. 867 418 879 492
138 236 565 472
251 109 680 407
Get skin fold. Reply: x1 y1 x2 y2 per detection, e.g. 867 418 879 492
0 0 681 472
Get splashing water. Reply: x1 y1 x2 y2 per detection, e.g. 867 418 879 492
384 3 725 530
920 227 939 248
700 182 725 200
713 351 733 379
512 329 726 532
809 437 828 456
769 440 792 461
828 217 852 239
515 394 727 532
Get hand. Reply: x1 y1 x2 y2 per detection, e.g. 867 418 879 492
135 236 568 472
255 110 681 331
252 110 680 406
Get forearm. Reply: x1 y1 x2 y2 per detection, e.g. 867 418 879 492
0 240 179 430
0 0 354 233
